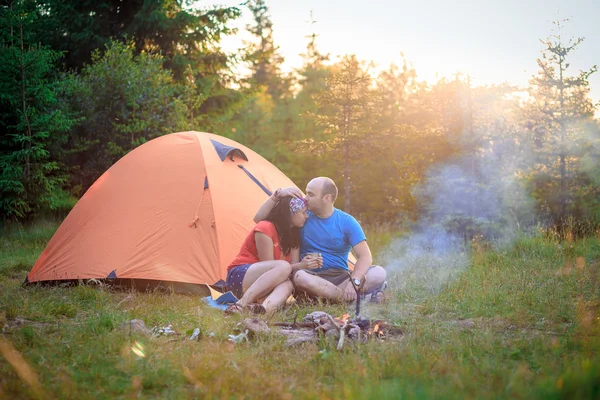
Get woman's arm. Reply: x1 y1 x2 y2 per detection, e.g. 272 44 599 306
253 187 304 223
255 232 275 261
291 247 300 264
253 195 279 224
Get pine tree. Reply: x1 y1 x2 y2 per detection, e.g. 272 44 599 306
272 15 331 189
0 0 75 219
37 0 244 133
311 55 382 213
245 0 287 100
524 20 599 227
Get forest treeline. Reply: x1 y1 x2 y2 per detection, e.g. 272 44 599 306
1 1 599 238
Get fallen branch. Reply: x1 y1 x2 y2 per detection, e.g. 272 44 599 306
326 315 341 333
337 320 348 351
278 329 316 347
271 322 318 329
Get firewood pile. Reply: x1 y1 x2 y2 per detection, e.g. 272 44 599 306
237 311 403 350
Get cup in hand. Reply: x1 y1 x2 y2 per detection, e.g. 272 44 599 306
305 252 323 268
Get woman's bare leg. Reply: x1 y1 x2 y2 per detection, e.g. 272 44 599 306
238 260 291 307
261 279 294 313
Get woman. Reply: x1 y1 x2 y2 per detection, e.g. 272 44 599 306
225 194 320 314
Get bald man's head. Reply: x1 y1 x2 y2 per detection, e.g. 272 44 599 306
306 177 338 210
318 177 338 203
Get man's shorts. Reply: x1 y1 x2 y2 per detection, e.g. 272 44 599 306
303 266 380 288
304 268 351 286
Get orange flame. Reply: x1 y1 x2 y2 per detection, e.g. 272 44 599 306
341 313 349 322
372 322 384 337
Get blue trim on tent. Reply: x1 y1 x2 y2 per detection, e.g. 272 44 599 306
204 176 209 189
107 270 117 279
237 165 272 196
210 139 248 162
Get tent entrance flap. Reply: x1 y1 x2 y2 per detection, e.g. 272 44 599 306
210 139 248 162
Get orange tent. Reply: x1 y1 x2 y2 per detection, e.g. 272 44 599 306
26 131 298 293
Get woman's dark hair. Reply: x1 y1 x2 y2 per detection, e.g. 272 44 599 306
266 196 301 256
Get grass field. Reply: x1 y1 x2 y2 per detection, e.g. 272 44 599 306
1 220 599 399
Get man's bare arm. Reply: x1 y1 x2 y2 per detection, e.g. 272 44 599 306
341 240 373 301
351 240 373 282
253 187 304 223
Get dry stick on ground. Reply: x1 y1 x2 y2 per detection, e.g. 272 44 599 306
337 320 349 351
272 321 318 329
326 315 341 333
279 329 316 346
116 293 135 308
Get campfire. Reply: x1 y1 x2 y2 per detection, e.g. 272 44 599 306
239 311 403 350
235 284 401 349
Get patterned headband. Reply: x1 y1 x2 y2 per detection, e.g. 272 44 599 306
289 197 307 214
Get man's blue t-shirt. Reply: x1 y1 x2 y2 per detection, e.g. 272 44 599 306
300 208 366 271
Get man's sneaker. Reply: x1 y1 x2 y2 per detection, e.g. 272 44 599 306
366 281 387 304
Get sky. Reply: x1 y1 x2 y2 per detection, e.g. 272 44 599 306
211 0 600 105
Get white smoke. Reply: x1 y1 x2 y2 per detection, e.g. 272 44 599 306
380 92 538 298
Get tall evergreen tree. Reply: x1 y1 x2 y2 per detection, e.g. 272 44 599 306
219 0 289 165
37 0 244 133
0 0 75 219
37 0 240 74
273 16 331 189
523 20 599 227
311 55 382 213
245 0 287 100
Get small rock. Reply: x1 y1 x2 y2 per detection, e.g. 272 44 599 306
228 330 249 344
347 325 361 339
242 318 270 334
120 319 150 336
189 328 201 341
151 324 178 337
303 311 331 322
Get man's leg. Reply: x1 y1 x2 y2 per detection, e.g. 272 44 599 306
292 270 344 302
362 265 386 292
362 265 387 301
239 260 292 307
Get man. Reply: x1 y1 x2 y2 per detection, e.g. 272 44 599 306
254 177 386 302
